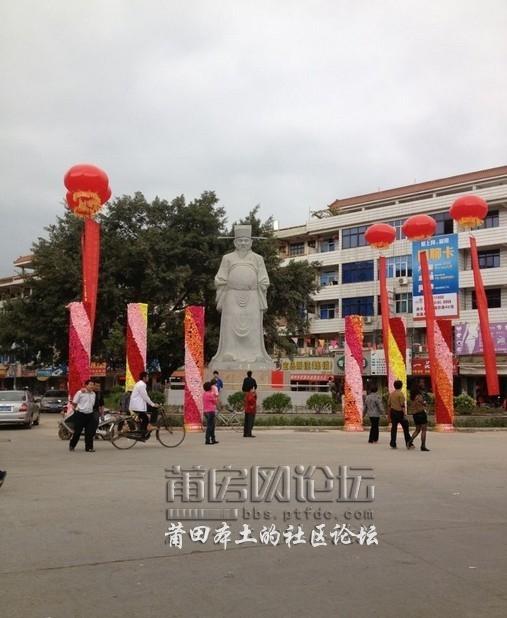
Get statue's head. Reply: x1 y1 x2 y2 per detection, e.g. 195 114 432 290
233 225 253 254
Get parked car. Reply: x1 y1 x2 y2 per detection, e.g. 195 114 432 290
40 389 68 413
0 390 40 428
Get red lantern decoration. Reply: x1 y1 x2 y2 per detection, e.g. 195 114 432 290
365 223 396 249
449 195 488 229
64 164 110 219
402 214 436 241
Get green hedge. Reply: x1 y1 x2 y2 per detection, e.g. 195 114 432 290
255 414 344 426
252 414 507 428
306 394 337 414
262 393 292 414
227 391 245 412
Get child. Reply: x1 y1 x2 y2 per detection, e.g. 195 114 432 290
243 387 257 438
202 382 219 445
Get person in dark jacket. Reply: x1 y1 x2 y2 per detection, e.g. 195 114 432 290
242 371 257 392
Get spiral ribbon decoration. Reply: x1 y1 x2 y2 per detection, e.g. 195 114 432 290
68 302 91 401
344 315 364 431
126 303 148 391
184 306 205 431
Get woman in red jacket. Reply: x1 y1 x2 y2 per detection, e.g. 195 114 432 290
243 388 257 438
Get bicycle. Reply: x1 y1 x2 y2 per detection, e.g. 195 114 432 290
110 406 186 449
215 405 243 432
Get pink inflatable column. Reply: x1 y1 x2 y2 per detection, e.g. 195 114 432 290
344 315 364 431
184 306 205 432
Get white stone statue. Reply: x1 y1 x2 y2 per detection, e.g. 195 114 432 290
211 225 274 369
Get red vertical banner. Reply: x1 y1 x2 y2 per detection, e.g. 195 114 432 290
420 251 438 399
378 256 392 385
82 219 101 335
470 236 499 396
184 306 205 431
344 315 364 431
67 301 91 404
421 251 454 430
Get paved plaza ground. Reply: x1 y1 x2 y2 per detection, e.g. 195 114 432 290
1 420 507 618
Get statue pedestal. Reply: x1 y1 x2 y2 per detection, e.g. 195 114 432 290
210 368 274 392
210 359 274 372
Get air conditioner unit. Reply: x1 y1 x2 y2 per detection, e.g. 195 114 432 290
398 277 408 286
364 316 373 324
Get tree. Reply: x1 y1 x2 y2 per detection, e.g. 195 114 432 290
0 196 318 376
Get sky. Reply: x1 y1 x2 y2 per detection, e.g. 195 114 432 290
1 0 506 274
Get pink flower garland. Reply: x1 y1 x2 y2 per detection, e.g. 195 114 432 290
68 302 91 399
344 316 364 431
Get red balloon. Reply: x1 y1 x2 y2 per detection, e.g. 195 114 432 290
402 215 436 241
64 164 109 195
449 195 488 228
365 223 396 249
66 190 77 209
99 185 112 203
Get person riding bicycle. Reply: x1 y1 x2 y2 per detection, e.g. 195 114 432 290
129 371 160 436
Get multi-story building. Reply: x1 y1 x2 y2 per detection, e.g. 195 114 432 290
276 166 507 395
0 254 34 309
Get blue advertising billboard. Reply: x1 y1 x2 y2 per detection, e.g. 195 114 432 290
412 233 459 320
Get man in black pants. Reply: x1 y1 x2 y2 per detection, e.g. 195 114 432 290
69 380 97 452
388 380 413 449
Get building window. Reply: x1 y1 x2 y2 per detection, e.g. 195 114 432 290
289 242 305 257
342 296 374 317
483 210 499 229
431 212 454 236
320 238 336 253
385 218 406 240
319 303 336 319
478 249 500 269
342 260 374 283
320 270 338 286
395 292 413 314
472 288 501 309
342 225 368 249
386 255 412 278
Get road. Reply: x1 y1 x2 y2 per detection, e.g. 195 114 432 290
1 419 506 617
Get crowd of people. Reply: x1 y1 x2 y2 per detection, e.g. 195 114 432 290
364 380 430 451
67 371 431 451
202 370 257 444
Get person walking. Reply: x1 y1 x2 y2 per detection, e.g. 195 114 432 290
364 385 384 443
407 386 430 451
202 382 219 445
69 379 97 452
0 470 6 488
242 370 257 392
129 371 160 436
243 388 257 438
387 380 413 450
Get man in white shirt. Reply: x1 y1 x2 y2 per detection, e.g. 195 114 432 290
69 379 97 452
129 371 160 435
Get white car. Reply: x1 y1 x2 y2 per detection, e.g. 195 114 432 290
0 390 40 428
